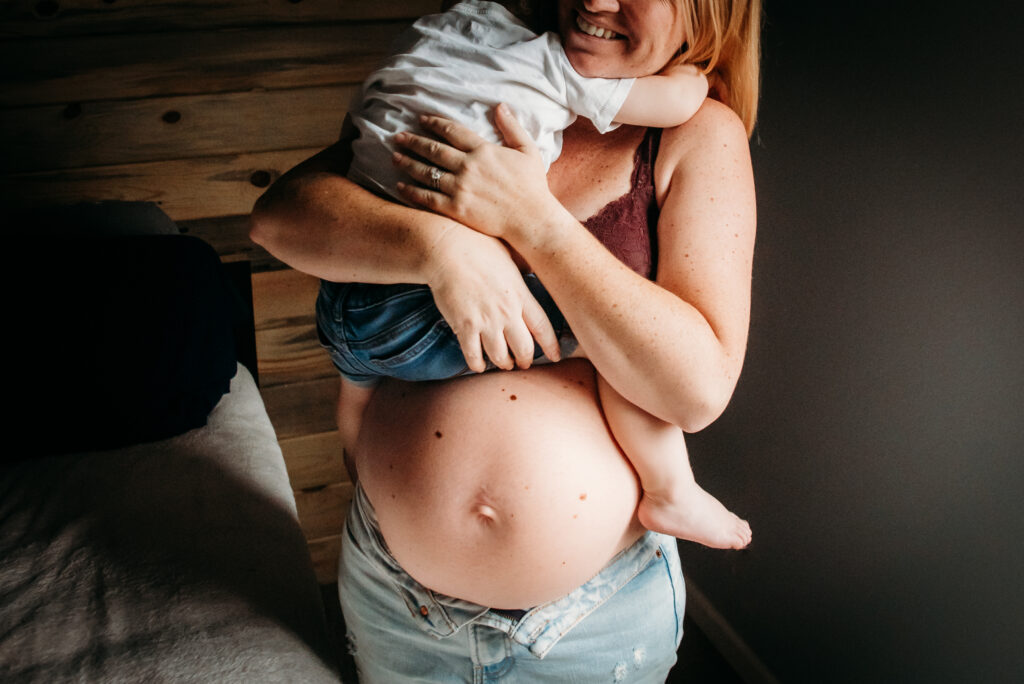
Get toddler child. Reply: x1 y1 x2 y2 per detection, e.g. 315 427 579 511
318 0 751 549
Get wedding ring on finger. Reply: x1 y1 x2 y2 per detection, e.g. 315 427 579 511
429 166 444 191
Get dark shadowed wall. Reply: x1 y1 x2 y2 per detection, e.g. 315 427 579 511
679 2 1024 681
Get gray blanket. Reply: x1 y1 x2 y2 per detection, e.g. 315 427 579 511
0 365 339 682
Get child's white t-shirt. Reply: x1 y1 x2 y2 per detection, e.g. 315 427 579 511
348 0 635 202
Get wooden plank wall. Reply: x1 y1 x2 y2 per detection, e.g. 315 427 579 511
1 0 442 583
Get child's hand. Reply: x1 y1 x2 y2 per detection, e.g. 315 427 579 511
659 61 709 98
658 60 703 79
706 70 731 108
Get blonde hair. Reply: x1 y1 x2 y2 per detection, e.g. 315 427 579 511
674 0 762 137
443 0 762 136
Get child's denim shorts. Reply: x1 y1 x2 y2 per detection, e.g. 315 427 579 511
339 483 686 683
316 275 576 386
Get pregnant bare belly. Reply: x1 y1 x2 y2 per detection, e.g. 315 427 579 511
355 360 645 609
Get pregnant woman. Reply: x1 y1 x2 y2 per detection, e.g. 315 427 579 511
250 0 760 680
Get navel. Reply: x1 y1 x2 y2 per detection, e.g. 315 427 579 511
473 503 499 524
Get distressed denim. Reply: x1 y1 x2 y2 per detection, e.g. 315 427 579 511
316 276 576 386
338 484 686 683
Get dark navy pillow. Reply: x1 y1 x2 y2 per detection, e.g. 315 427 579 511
12 214 240 458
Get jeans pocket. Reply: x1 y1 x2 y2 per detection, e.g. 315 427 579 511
326 282 470 382
368 316 469 381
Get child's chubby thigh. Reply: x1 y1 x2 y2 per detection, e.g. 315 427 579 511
355 359 646 610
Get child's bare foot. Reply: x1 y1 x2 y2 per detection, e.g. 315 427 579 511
637 482 752 549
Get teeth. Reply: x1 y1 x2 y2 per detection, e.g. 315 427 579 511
576 14 618 40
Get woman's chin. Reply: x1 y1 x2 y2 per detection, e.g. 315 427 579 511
562 32 630 78
562 43 607 78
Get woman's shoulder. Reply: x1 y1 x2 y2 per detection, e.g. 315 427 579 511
653 98 752 197
659 98 749 160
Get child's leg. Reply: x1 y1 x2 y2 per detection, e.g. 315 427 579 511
336 378 377 483
596 375 752 549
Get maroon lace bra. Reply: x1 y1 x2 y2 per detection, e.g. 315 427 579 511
580 127 661 279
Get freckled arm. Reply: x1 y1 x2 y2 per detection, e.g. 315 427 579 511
511 107 757 431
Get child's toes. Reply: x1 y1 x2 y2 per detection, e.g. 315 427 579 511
732 518 752 548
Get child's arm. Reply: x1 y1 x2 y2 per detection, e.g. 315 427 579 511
613 62 709 128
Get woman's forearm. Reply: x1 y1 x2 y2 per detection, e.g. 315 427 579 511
250 141 564 370
249 143 454 284
390 107 754 430
510 107 756 432
517 216 742 432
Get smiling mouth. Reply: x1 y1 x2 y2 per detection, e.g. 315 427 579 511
575 13 621 40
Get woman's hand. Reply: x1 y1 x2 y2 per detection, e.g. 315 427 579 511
392 105 572 250
250 135 561 373
424 222 561 373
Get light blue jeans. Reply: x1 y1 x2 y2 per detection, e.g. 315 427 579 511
338 484 686 683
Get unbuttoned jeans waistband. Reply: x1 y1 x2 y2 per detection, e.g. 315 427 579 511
347 482 669 659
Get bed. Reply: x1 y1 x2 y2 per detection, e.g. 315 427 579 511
0 204 340 682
